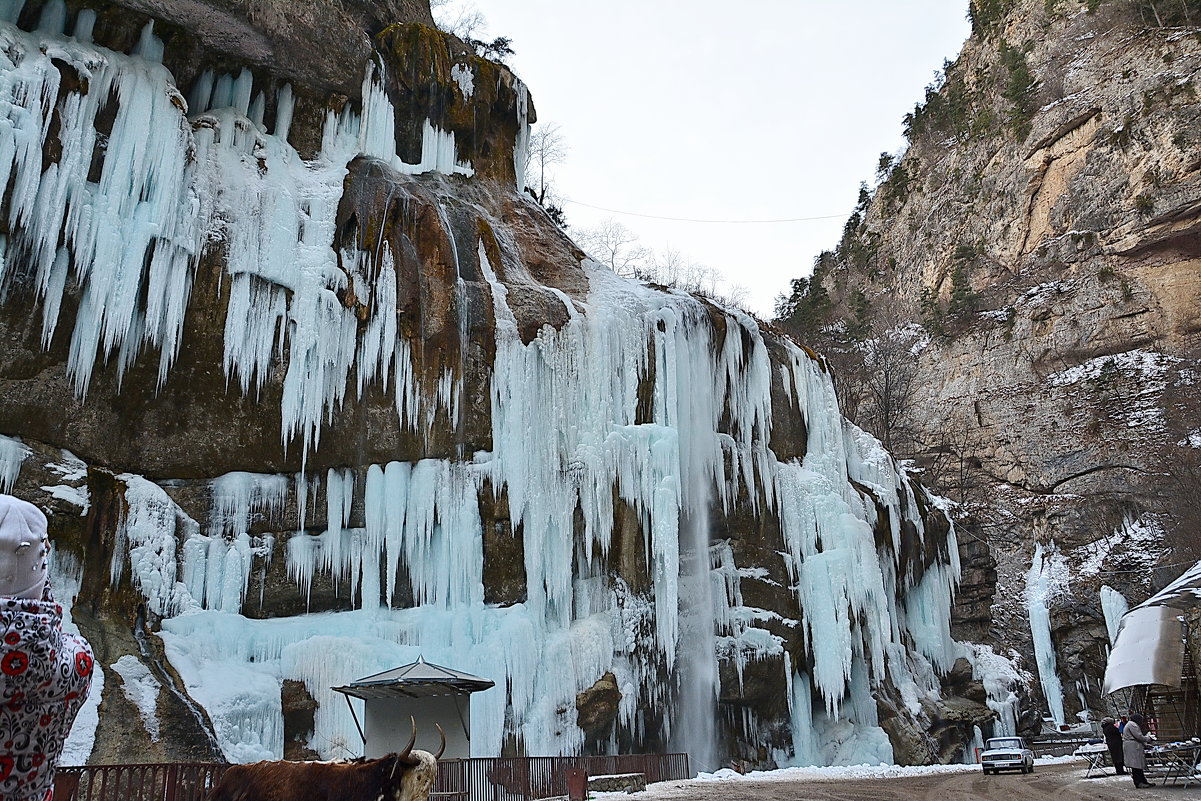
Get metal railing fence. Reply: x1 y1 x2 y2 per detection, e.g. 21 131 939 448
52 753 691 801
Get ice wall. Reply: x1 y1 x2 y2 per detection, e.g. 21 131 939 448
105 264 964 766
0 5 971 768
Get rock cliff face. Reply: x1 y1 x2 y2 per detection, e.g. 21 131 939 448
777 0 1201 731
0 0 1001 770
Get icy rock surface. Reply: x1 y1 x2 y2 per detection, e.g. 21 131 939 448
0 7 977 768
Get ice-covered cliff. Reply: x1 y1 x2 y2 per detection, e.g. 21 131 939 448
0 0 1010 769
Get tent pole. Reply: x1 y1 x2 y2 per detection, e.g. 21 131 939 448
345 694 367 752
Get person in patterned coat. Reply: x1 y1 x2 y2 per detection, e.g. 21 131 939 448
0 495 94 801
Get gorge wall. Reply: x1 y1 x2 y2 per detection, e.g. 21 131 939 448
777 0 1201 732
0 0 1009 771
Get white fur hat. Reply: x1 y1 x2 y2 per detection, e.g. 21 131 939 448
0 495 48 599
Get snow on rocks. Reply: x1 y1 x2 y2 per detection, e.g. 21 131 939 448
112 656 162 742
1047 348 1181 389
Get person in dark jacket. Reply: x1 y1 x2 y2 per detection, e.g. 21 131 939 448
1102 717 1125 774
1122 713 1154 789
0 495 94 801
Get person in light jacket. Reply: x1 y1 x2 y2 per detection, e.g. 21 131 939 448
1122 713 1154 789
0 495 94 801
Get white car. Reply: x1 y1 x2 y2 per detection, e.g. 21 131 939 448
980 736 1035 774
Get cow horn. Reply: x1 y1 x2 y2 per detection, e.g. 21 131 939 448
434 723 446 759
398 715 417 761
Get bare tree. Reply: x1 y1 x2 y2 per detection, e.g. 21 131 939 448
430 0 485 40
574 223 751 310
526 123 568 206
430 1 512 61
858 324 922 453
640 248 750 311
574 219 649 278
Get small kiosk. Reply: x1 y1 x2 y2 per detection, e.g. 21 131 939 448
333 657 495 759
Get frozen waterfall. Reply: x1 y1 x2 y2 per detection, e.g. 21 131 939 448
1025 543 1066 727
0 6 972 769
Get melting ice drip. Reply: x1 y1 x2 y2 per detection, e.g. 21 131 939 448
0 3 983 770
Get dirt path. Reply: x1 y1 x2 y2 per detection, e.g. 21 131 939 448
635 763 1201 801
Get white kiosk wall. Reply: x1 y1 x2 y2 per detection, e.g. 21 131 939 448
364 694 472 758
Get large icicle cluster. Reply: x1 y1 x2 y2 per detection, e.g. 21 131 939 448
0 4 477 457
0 5 980 769
113 263 966 765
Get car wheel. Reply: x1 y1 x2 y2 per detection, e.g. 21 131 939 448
1029 764 1035 774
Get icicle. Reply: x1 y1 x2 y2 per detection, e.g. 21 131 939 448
36 0 65 35
231 68 253 116
274 84 294 140
1100 585 1128 646
248 91 265 129
71 8 93 42
132 20 164 63
0 1 25 24
0 434 30 492
514 81 530 190
188 70 214 116
210 73 233 110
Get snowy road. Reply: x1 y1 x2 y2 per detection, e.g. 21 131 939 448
615 762 1199 800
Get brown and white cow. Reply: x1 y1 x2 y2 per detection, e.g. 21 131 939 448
206 720 444 801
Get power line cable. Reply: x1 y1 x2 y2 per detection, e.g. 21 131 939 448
563 198 849 225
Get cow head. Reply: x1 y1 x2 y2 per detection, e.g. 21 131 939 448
389 719 445 801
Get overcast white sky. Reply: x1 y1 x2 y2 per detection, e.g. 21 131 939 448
455 2 972 316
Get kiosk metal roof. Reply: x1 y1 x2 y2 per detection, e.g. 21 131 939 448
331 656 495 700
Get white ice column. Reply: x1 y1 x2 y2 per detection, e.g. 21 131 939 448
1025 543 1065 726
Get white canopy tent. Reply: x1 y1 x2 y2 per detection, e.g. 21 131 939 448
1103 561 1201 695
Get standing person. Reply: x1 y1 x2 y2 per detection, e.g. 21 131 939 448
1123 713 1154 789
0 495 94 801
1102 717 1126 774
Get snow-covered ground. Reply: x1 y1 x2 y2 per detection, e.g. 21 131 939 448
592 755 1084 798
